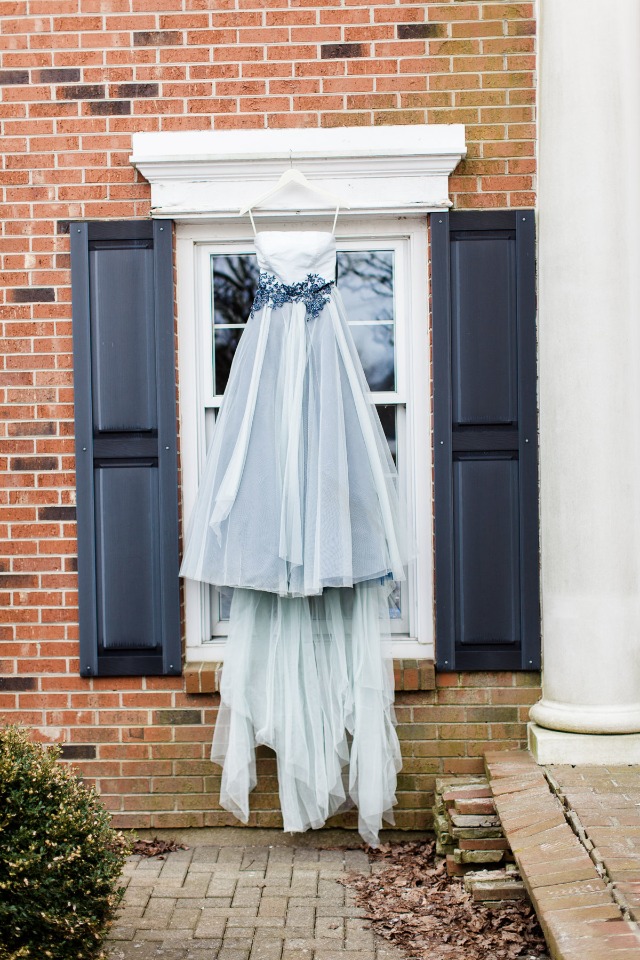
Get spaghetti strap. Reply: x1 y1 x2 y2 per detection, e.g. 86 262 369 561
331 205 340 235
248 208 257 236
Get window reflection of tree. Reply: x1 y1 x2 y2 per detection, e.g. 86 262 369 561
212 255 259 326
353 324 394 391
212 255 259 394
337 251 394 322
214 328 243 395
212 250 396 394
213 250 394 327
376 405 397 464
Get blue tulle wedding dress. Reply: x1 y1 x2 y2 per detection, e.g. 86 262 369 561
180 230 405 845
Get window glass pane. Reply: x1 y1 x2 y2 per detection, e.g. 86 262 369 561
336 251 394 322
219 587 233 621
211 254 259 394
376 404 397 465
214 327 244 396
388 582 402 620
209 250 402 632
336 251 396 391
349 323 395 392
214 582 401 626
212 253 259 325
212 250 396 396
376 402 401 621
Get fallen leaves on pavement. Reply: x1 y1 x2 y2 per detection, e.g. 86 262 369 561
130 837 189 858
341 840 548 960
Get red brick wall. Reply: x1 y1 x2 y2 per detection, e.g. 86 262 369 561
0 668 540 830
0 0 537 831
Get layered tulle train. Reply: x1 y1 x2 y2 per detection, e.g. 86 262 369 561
180 231 406 845
211 580 401 846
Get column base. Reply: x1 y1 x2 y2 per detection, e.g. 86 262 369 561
529 698 640 734
528 722 640 765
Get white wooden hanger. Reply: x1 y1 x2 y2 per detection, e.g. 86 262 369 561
239 166 348 216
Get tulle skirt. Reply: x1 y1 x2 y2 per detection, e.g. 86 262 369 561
212 580 401 846
180 285 407 845
179 290 406 597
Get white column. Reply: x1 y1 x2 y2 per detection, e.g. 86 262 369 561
530 0 640 759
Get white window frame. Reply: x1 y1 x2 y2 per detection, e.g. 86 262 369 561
177 216 434 662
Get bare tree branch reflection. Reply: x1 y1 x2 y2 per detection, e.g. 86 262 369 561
211 250 396 393
337 251 394 322
213 254 259 326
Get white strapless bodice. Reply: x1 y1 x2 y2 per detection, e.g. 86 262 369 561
254 231 336 285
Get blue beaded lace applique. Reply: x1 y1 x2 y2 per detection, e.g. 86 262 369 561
250 272 334 321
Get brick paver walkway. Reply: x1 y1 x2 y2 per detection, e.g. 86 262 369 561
548 765 640 926
485 752 640 960
106 833 404 960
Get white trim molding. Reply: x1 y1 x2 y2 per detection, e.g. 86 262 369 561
130 125 466 221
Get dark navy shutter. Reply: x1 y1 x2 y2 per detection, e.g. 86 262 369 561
432 210 539 671
71 221 181 677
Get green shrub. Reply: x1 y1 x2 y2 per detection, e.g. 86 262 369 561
0 726 130 960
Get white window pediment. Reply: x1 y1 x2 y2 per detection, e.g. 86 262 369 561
130 124 466 221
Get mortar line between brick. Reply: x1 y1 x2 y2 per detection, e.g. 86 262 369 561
542 767 640 938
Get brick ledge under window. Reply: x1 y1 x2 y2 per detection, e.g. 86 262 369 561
185 659 435 695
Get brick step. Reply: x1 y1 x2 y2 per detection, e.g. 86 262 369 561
464 866 528 902
432 773 516 880
484 750 640 960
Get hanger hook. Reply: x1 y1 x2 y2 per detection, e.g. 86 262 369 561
289 149 293 169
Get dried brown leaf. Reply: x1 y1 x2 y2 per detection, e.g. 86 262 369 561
130 837 189 858
340 839 549 960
